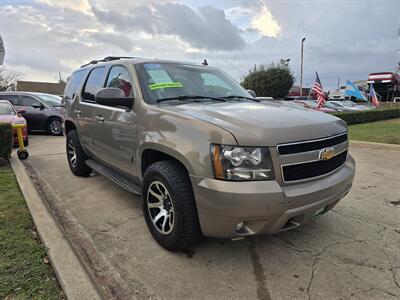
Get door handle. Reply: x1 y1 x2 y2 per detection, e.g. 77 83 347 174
74 109 82 116
95 115 105 122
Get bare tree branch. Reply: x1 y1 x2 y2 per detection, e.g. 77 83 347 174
0 67 23 91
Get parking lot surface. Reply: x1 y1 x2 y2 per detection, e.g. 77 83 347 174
23 136 400 299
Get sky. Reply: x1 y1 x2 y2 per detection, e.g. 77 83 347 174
0 0 399 90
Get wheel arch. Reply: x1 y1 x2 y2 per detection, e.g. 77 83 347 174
139 145 194 180
64 118 77 134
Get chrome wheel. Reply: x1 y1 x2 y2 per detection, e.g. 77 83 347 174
49 119 62 135
147 181 175 235
67 139 77 168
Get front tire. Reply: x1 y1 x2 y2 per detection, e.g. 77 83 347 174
47 117 63 136
142 160 201 251
66 130 91 177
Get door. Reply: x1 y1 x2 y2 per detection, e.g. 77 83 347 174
78 67 106 155
92 65 138 179
20 95 48 131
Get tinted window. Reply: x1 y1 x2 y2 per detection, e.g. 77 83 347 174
36 94 62 107
106 65 133 97
64 70 86 100
82 67 105 102
22 95 42 107
0 94 19 105
0 102 15 115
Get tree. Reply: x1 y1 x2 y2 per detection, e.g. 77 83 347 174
0 67 22 91
241 62 294 99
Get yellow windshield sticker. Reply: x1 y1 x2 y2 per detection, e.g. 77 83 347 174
149 82 183 90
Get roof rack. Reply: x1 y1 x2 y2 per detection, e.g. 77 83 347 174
80 56 141 68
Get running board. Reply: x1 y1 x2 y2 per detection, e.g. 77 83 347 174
85 159 141 195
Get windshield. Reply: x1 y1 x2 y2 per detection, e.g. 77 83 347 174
136 63 252 104
35 94 62 107
0 103 15 115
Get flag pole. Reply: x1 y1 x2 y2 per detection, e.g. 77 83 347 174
307 72 315 104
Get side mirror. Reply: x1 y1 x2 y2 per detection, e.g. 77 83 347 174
246 89 256 98
17 109 26 114
32 103 44 110
95 88 134 110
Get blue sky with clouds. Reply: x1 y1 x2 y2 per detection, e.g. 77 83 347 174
1 0 399 90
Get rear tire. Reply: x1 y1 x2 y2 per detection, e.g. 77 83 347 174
66 130 91 177
142 160 201 251
47 117 63 136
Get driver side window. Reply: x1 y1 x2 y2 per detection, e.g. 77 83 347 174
22 96 41 107
106 65 133 97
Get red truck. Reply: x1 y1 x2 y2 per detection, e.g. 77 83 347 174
367 72 400 102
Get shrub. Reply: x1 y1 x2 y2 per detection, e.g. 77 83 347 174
0 123 12 160
241 63 294 98
333 108 400 125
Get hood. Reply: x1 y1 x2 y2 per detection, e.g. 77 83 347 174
162 101 347 146
0 115 26 125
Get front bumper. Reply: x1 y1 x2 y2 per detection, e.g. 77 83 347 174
191 154 355 238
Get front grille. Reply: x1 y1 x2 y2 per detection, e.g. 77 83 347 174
278 133 347 155
282 151 347 182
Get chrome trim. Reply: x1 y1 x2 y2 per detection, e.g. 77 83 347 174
78 101 127 112
278 140 348 166
276 132 348 154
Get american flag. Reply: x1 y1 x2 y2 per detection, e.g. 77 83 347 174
312 72 326 108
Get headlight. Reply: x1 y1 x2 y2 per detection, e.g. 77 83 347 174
211 144 275 181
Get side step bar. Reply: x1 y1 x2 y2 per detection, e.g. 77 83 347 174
86 159 141 195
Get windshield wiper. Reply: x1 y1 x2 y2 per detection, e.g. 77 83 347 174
219 95 260 102
156 95 226 103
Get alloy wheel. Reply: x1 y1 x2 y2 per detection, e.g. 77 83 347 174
147 180 175 235
67 139 77 168
50 119 62 135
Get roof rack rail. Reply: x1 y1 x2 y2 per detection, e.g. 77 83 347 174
80 56 141 68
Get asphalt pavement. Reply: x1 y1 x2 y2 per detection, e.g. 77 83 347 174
20 135 400 299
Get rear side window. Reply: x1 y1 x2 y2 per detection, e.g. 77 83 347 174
82 67 105 102
64 70 86 100
0 94 19 105
106 65 133 97
22 95 41 107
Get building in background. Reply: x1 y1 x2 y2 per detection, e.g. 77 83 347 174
15 80 66 95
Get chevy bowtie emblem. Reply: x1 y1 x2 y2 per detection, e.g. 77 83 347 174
320 147 335 161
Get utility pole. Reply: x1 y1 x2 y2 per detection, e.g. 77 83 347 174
300 37 306 96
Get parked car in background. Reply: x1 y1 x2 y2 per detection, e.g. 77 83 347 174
257 97 306 110
293 100 336 113
329 101 368 111
0 92 63 135
0 100 28 146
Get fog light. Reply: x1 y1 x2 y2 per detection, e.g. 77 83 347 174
235 221 244 232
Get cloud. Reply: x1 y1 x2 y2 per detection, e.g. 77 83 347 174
0 0 399 90
92 3 246 51
250 6 281 38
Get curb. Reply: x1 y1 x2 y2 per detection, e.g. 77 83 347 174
350 140 400 151
20 159 149 299
10 156 101 300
